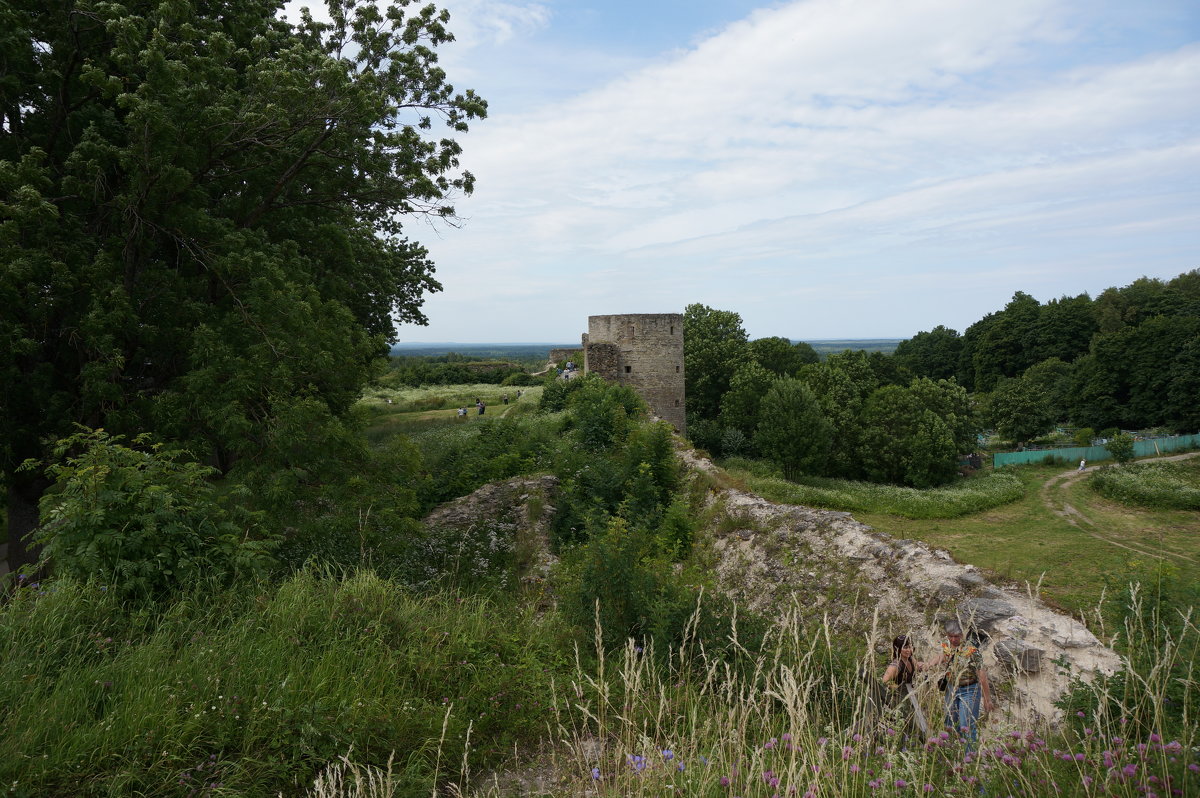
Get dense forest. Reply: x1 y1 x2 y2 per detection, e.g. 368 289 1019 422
682 269 1199 488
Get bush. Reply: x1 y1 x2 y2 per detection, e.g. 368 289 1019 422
1087 461 1200 509
27 428 277 600
721 457 1025 519
1106 432 1137 465
500 371 539 386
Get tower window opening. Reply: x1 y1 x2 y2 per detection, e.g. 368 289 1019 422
625 365 632 373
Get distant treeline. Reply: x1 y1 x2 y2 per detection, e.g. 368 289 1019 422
896 270 1199 433
805 339 900 356
386 354 542 387
390 344 567 364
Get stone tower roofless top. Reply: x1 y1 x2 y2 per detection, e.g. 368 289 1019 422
582 313 686 435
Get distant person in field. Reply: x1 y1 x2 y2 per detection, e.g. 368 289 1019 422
881 634 931 739
1078 459 1086 472
935 621 992 753
502 394 509 405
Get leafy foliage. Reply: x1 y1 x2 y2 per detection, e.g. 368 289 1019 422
1105 432 1137 466
683 303 750 421
986 375 1057 444
753 378 832 479
748 336 819 376
1 0 484 567
718 360 776 445
27 428 277 600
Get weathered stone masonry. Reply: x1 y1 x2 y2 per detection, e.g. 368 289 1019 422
582 314 686 435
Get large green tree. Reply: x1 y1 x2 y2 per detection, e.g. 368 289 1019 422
683 303 750 422
753 378 832 479
748 336 819 376
985 376 1057 445
0 0 485 570
858 383 960 488
718 360 776 444
894 325 961 381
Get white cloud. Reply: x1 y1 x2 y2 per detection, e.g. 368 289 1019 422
389 0 1200 340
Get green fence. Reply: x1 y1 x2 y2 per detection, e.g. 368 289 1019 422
992 433 1200 469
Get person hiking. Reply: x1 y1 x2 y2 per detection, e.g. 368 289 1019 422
881 634 931 740
934 620 992 752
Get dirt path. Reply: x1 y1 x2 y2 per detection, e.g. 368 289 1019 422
1039 452 1199 564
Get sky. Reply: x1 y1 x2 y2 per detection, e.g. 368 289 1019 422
294 0 1200 343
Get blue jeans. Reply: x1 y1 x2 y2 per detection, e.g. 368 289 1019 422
945 682 982 751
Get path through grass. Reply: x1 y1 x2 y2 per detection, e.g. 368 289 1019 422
855 458 1200 616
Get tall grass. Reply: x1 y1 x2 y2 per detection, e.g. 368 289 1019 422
1087 460 1200 510
721 458 1024 519
0 572 567 797
3 574 1196 797
361 385 542 414
470 593 1199 798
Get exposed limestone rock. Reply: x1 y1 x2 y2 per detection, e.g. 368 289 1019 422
995 639 1045 673
958 597 1018 629
674 443 1122 730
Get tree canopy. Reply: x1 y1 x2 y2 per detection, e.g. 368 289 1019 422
683 303 750 421
1 0 485 569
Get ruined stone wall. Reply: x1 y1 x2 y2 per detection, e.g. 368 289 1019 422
583 314 686 434
547 348 579 365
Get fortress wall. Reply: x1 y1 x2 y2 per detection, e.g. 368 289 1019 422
584 313 686 434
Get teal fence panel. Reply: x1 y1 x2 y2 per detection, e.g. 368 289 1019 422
992 433 1200 469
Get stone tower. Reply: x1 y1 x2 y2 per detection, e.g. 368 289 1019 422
582 313 686 435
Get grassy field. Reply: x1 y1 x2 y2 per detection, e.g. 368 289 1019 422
359 385 543 442
852 459 1200 616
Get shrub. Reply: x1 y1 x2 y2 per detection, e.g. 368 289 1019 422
1088 461 1200 509
1106 432 1137 465
721 458 1024 519
27 428 277 600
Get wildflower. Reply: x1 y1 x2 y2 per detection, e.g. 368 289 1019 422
843 746 853 760
924 785 934 793
818 737 828 746
895 779 907 788
1076 711 1085 718
850 765 860 774
677 763 685 772
591 768 601 780
1122 763 1138 779
1150 733 1162 744
720 776 731 786
663 749 674 761
1188 764 1200 774
853 734 863 743
700 755 709 765
1075 753 1085 761
782 733 792 742
765 739 776 750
